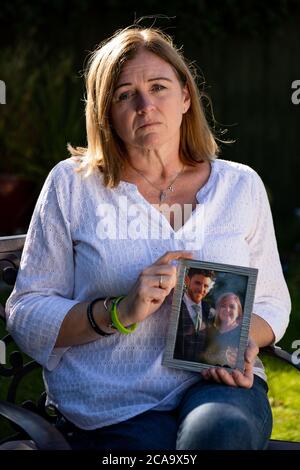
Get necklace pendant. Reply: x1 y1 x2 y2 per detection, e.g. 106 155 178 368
159 191 167 202
168 185 174 192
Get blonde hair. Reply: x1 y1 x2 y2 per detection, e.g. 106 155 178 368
69 26 220 187
214 292 243 328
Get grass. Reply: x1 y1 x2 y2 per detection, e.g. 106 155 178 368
263 355 300 442
262 253 300 442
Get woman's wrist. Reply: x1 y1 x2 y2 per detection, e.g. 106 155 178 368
92 299 116 335
115 296 134 327
93 296 134 334
111 296 137 334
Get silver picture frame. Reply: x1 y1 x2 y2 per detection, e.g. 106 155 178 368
162 258 258 373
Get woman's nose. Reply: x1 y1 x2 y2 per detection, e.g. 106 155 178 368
136 93 155 114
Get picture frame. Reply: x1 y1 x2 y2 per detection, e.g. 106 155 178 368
162 258 258 373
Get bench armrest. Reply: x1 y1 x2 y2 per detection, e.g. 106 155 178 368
261 345 300 372
0 401 71 450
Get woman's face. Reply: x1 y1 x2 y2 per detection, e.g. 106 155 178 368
110 49 190 153
217 295 240 327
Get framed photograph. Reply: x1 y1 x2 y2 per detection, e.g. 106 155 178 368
162 258 258 373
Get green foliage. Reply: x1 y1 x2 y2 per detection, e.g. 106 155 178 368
278 254 300 352
0 42 85 182
264 355 300 442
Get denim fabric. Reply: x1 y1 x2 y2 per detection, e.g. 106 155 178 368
62 376 272 450
176 375 272 450
60 409 178 450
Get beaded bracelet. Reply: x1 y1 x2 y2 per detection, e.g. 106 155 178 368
87 297 114 336
110 296 137 334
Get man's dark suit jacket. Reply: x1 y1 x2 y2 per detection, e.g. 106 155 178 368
173 299 211 363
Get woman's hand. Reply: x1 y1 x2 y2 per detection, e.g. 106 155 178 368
119 251 193 326
201 338 259 388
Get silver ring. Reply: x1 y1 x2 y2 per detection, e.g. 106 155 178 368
159 275 163 289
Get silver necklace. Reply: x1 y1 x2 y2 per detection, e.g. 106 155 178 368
130 164 186 202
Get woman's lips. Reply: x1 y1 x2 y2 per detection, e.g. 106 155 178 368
138 122 160 129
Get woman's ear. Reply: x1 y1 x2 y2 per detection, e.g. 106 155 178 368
182 85 191 114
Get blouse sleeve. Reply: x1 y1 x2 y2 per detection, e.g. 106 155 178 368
5 163 79 370
247 171 291 343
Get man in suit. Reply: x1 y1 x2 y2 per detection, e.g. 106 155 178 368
174 269 216 362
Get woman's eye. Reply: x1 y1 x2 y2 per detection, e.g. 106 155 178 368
152 84 165 92
115 85 165 102
117 91 134 102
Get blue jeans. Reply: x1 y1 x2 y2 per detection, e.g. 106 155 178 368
176 375 272 450
63 376 272 450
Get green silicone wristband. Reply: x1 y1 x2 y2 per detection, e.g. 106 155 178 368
111 296 138 334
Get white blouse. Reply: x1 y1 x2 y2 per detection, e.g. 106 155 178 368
6 157 291 429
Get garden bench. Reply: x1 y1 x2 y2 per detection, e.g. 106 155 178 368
0 234 300 450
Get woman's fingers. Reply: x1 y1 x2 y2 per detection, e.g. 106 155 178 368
153 250 194 266
229 338 257 388
140 251 193 291
138 275 175 292
138 286 169 303
143 264 177 277
214 368 238 387
232 367 253 388
245 338 259 364
208 368 222 384
218 369 239 387
141 266 177 290
201 365 253 388
128 251 194 324
201 368 210 380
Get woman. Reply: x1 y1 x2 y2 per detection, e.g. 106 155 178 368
199 292 243 368
6 26 290 450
